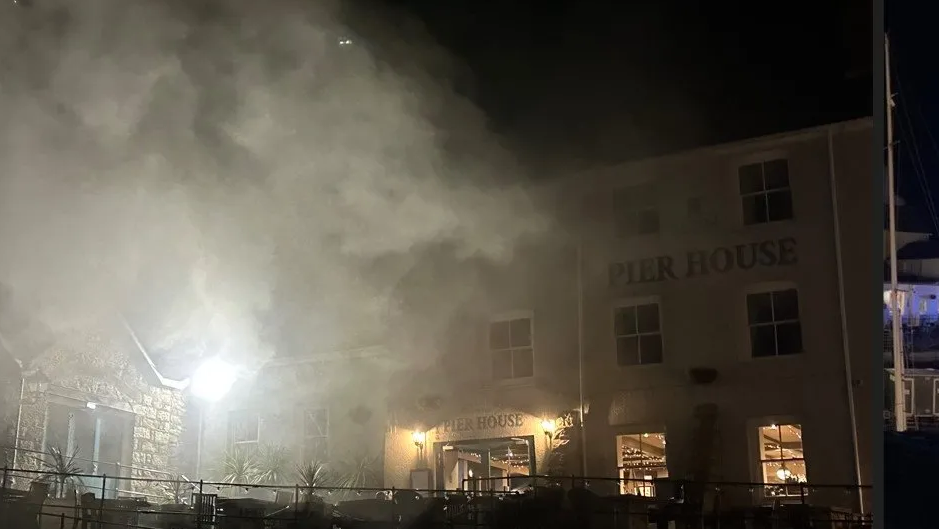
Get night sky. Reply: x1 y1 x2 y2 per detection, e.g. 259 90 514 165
888 2 939 234
377 0 872 172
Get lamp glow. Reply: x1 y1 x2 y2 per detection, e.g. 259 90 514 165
412 431 426 447
540 419 556 435
775 466 792 480
190 358 237 402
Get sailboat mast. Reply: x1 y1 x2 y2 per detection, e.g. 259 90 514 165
886 34 906 432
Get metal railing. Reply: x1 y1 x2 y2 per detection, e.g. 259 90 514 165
883 314 939 356
0 467 873 529
0 445 182 502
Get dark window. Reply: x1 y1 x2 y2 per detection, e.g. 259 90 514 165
490 318 534 379
739 159 793 225
614 303 664 366
747 289 803 357
302 409 329 462
229 411 261 451
614 185 660 236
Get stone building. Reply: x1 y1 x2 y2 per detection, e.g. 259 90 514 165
382 118 874 513
0 325 187 500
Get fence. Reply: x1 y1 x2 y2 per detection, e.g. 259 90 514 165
0 466 872 529
3 445 182 502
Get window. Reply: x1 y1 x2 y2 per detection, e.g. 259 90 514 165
747 289 803 357
44 402 132 499
758 424 807 497
302 408 329 463
616 433 668 497
613 185 659 236
739 159 793 225
614 303 664 366
229 411 260 452
490 317 534 380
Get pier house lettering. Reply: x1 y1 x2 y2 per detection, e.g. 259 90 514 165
609 237 797 287
441 413 526 434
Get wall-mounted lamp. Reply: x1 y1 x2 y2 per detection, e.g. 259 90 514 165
541 418 556 438
411 430 427 467
411 430 426 448
541 419 557 444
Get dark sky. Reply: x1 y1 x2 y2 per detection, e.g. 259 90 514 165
380 0 872 171
887 2 939 234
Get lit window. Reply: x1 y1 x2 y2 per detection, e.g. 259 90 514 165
229 411 260 452
490 317 534 380
614 303 664 366
616 433 668 497
758 424 807 497
613 185 659 236
747 289 803 357
739 159 793 225
302 408 329 463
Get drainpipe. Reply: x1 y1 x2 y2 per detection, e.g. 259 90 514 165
11 376 25 473
576 239 587 477
827 126 864 513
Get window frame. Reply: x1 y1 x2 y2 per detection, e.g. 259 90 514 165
229 410 262 451
612 425 669 498
749 418 808 500
301 407 330 462
488 310 536 381
612 183 661 237
732 150 794 227
745 283 804 359
737 157 794 225
613 296 665 367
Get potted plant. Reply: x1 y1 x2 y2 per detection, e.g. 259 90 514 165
32 445 85 499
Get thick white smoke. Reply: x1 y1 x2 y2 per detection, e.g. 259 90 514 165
0 0 548 370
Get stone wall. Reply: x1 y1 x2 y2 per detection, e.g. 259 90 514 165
12 334 185 500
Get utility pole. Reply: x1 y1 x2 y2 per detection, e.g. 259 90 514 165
886 34 907 432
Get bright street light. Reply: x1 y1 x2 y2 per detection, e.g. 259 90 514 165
190 357 237 402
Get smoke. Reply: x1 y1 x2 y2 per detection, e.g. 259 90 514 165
0 0 548 370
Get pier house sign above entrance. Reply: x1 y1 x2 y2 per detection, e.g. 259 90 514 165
440 413 527 434
609 237 797 287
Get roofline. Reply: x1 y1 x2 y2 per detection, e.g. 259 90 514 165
120 317 189 390
557 117 873 186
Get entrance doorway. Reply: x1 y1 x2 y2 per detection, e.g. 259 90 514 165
433 436 536 492
44 401 133 499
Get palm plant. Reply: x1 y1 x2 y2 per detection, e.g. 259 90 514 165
217 448 258 485
32 446 85 499
162 475 190 504
334 453 381 491
254 444 292 485
296 459 335 499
